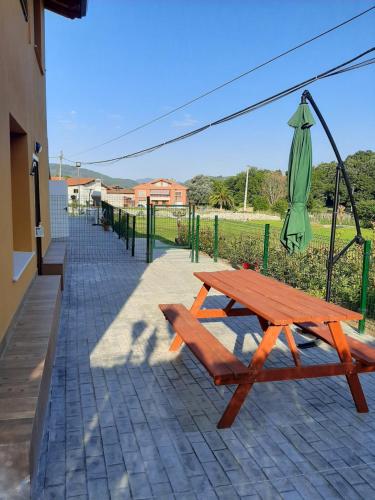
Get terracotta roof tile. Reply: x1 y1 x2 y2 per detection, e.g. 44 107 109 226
51 177 96 186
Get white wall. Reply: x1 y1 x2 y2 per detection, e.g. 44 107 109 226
68 179 103 206
49 180 69 238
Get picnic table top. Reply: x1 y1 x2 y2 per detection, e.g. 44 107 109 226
194 269 362 325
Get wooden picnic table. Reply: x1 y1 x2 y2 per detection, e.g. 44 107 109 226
160 269 375 428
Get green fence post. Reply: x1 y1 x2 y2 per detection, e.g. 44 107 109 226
262 223 270 275
188 204 192 247
152 205 156 249
195 215 200 263
358 240 372 334
146 197 151 263
111 205 114 231
150 205 154 261
213 215 219 262
125 213 129 250
131 216 136 257
191 207 196 262
118 209 122 238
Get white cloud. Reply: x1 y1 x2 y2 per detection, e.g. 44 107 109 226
172 113 198 128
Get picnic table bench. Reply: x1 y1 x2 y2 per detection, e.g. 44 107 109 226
160 269 375 428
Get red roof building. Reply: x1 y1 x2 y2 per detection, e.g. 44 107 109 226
133 178 188 206
51 177 96 186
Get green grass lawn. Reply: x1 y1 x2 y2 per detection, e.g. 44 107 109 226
215 218 374 242
119 213 374 246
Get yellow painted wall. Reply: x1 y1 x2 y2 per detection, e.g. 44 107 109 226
0 1 51 342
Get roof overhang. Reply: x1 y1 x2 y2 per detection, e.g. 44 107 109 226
44 0 87 19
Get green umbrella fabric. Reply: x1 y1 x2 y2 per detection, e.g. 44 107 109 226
280 102 315 254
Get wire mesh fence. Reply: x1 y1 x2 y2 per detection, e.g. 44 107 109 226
152 205 192 248
187 215 374 333
100 201 194 262
81 201 373 332
64 204 130 263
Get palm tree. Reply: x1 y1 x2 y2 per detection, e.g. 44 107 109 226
209 181 234 210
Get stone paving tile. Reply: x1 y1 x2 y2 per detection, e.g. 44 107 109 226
35 218 375 498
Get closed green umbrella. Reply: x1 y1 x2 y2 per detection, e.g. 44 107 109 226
280 101 315 254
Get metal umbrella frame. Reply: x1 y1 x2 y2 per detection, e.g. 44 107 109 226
296 90 364 348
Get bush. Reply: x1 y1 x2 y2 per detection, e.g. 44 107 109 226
271 199 288 219
179 222 370 318
357 200 375 228
252 195 270 212
307 198 325 213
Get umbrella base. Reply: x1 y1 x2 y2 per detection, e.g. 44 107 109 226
297 339 322 349
295 329 322 349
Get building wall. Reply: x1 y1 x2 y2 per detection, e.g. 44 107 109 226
134 180 188 206
49 180 69 239
105 192 135 207
0 1 51 343
67 180 103 206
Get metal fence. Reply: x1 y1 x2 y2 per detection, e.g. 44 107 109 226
99 200 374 333
190 216 373 334
101 200 194 263
65 204 130 263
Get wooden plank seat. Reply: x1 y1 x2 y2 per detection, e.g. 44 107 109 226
0 276 62 497
159 304 250 385
296 322 375 365
42 240 67 289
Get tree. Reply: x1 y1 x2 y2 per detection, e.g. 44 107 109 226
252 195 270 212
357 200 375 228
209 181 234 209
185 175 213 205
310 150 375 207
224 167 267 207
272 199 288 219
262 171 287 205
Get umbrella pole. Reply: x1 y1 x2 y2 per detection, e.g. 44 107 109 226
301 90 363 301
297 91 363 350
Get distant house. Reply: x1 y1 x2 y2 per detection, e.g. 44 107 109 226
133 178 188 206
51 177 105 206
105 186 135 207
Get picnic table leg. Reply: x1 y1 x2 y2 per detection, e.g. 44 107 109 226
169 334 185 352
328 321 368 413
217 325 282 428
170 284 211 352
224 298 236 312
283 326 301 367
190 283 211 316
259 318 300 367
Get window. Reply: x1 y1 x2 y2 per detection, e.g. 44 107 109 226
137 190 146 197
175 191 182 201
74 188 79 193
150 189 170 197
33 0 44 72
9 116 34 280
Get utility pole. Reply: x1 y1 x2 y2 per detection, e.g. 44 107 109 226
243 166 249 211
59 150 63 179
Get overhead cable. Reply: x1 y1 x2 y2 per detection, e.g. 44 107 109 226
71 5 375 157
77 47 374 166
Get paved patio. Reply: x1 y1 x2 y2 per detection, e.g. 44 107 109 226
34 217 375 499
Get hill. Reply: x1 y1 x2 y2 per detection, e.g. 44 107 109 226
49 163 152 188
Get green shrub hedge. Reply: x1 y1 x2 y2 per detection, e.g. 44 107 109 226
181 223 372 318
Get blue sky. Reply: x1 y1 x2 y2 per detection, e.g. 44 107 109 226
45 0 375 180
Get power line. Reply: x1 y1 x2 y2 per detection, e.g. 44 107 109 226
71 5 375 158
77 47 374 166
